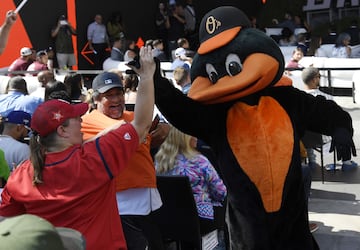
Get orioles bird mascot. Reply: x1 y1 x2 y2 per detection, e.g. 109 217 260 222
153 6 356 250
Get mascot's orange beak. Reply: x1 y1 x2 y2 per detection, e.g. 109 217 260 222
188 53 280 104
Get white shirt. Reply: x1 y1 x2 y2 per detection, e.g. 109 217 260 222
304 89 334 101
332 46 350 58
29 87 45 100
116 188 162 215
116 105 165 215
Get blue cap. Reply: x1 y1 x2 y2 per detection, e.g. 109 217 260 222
4 110 31 127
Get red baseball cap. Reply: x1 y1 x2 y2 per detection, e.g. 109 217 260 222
31 99 88 137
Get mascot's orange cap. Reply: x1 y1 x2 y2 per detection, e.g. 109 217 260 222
198 6 251 54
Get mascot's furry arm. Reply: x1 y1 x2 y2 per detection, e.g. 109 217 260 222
154 71 356 162
270 85 356 160
270 86 353 133
154 69 231 145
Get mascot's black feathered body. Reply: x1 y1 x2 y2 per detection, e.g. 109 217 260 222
154 6 356 250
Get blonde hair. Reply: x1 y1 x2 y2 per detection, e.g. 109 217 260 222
155 125 198 174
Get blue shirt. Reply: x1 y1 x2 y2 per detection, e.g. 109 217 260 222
0 91 43 116
110 47 124 61
182 83 191 95
87 21 108 44
171 59 187 70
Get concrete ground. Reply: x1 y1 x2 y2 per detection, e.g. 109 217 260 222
308 96 360 250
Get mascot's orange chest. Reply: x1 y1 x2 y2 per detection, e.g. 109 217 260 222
226 96 294 212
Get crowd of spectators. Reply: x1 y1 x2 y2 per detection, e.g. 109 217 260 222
268 11 360 63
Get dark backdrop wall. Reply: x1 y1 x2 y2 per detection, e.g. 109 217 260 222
9 0 265 69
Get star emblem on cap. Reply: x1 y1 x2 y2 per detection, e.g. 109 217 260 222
52 111 64 121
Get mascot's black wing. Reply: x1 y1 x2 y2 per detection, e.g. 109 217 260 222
274 87 354 136
272 86 356 161
154 73 229 144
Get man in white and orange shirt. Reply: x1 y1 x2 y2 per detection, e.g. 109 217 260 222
81 71 165 250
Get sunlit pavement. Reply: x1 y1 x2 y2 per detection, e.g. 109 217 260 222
309 96 360 250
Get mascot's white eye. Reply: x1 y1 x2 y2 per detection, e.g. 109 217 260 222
206 63 219 83
225 54 242 76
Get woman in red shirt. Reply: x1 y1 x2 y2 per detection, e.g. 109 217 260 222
0 46 155 250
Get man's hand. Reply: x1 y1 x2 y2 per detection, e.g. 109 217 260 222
0 10 17 55
5 11 17 27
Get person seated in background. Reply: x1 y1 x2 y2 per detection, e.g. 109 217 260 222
286 47 304 70
296 33 309 55
276 12 296 33
63 72 87 103
44 80 67 101
176 37 195 58
177 37 190 49
30 70 55 100
155 125 227 233
307 35 327 57
293 14 311 34
123 39 138 62
110 37 125 61
171 47 192 70
124 73 138 105
153 39 168 62
173 64 191 94
0 76 42 116
124 49 136 62
279 27 297 46
301 66 358 171
332 32 352 58
0 110 31 171
26 50 49 76
45 47 55 70
8 47 33 76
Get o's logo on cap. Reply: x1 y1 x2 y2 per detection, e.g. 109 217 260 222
205 16 221 34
